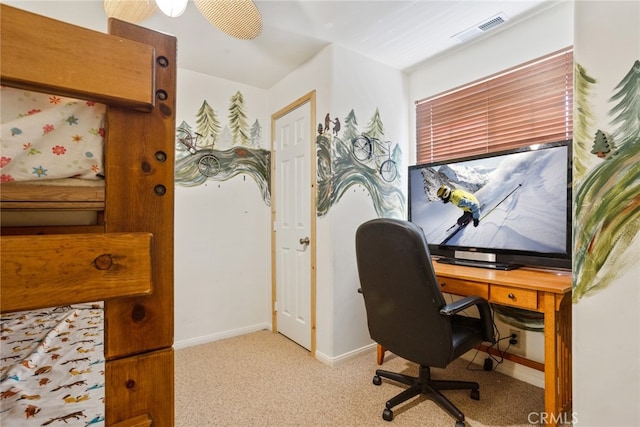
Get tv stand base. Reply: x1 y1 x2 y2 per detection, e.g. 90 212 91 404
436 257 522 271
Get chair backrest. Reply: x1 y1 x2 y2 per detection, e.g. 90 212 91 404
356 218 453 367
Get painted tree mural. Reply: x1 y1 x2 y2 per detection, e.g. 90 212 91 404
175 91 270 206
176 120 194 154
249 119 262 148
219 125 233 147
610 60 640 145
574 63 598 182
195 100 220 148
316 108 405 219
590 129 612 158
573 59 640 301
364 107 385 140
342 109 359 144
228 91 250 146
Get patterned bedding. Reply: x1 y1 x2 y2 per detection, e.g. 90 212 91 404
0 304 105 427
1 86 106 183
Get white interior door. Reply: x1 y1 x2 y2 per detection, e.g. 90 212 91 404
273 97 313 350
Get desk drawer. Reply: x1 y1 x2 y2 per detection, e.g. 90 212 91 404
490 284 538 310
438 277 488 299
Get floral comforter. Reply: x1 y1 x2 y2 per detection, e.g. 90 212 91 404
0 86 105 183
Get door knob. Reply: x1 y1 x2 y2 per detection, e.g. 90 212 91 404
299 237 310 245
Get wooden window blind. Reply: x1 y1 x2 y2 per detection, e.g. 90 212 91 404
415 47 573 163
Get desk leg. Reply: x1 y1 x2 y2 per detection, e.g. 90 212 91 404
377 344 386 365
543 293 572 426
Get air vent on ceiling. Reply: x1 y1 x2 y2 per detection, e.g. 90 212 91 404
453 12 510 43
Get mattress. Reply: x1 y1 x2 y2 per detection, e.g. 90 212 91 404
0 304 105 426
1 86 106 182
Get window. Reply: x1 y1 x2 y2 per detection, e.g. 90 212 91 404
415 47 573 163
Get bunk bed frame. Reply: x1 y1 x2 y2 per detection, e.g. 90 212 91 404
0 5 176 426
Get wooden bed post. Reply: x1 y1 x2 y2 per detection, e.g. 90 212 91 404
103 20 176 427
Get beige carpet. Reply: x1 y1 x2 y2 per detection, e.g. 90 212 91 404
175 330 544 426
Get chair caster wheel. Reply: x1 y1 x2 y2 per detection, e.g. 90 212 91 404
382 408 393 421
373 375 382 386
470 389 480 400
455 421 465 427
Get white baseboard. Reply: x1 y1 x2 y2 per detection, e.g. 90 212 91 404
315 342 378 366
174 322 271 350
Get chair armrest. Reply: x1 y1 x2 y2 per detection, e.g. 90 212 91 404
439 296 486 315
440 296 496 344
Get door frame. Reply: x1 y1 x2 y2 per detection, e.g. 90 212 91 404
270 90 317 357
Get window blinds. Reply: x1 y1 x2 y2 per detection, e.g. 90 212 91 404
415 47 573 163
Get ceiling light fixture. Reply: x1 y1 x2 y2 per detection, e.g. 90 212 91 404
104 0 263 40
156 0 188 18
194 0 263 40
104 0 158 23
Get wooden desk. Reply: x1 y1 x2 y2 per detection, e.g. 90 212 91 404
376 261 572 426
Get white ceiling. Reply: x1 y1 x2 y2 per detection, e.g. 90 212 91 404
4 0 559 89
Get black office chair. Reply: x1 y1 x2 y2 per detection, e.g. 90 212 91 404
355 218 496 426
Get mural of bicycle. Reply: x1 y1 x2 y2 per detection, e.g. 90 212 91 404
176 128 221 177
351 134 398 182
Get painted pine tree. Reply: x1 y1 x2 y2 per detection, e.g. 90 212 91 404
574 63 598 182
610 59 640 146
228 91 250 146
249 119 262 148
195 100 220 148
590 129 611 158
219 125 233 148
343 109 359 144
176 120 194 155
365 108 385 140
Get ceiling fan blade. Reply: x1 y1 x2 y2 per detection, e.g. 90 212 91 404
104 0 158 23
194 0 263 40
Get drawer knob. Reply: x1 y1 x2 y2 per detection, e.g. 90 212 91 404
508 293 515 299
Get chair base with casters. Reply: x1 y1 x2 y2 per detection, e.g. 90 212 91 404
373 364 479 426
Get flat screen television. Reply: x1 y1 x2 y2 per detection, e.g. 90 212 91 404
408 140 572 270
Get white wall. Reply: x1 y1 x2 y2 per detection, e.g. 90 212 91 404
329 46 410 358
174 68 272 348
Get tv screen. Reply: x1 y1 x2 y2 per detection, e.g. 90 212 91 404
408 141 572 270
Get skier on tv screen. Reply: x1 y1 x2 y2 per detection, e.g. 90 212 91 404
437 185 481 227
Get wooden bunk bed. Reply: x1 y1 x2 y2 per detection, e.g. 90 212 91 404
1 5 176 426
